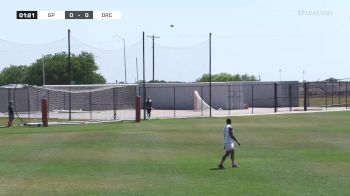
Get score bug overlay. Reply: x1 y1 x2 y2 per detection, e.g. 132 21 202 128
16 11 121 20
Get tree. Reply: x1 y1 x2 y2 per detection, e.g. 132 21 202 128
25 52 106 85
0 65 28 85
196 72 258 82
324 77 339 82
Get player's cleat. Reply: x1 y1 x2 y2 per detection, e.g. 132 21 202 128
232 163 240 168
218 164 225 169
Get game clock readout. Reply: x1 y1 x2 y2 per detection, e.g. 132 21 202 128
17 11 37 19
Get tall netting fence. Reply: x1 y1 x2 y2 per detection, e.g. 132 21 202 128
0 84 137 122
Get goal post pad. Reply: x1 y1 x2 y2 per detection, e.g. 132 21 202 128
41 98 48 127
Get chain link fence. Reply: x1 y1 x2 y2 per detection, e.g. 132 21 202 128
0 84 137 122
1 82 348 123
139 82 349 119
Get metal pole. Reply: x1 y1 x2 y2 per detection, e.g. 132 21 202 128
152 35 155 82
68 29 72 121
209 33 212 117
274 83 278 113
113 87 117 120
201 86 204 116
173 86 176 118
338 81 341 106
307 82 310 107
331 82 334 107
143 32 146 120
325 82 328 110
346 82 348 109
251 84 254 114
289 84 292 111
27 86 30 119
303 82 307 111
146 35 159 82
136 57 139 83
89 88 92 120
228 86 231 116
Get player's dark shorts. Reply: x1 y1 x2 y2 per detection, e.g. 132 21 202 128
147 109 151 114
9 114 14 121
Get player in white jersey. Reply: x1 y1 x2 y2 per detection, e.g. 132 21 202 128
218 119 241 169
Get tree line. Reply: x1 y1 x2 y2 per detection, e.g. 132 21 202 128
196 73 258 82
1 52 261 85
0 52 106 85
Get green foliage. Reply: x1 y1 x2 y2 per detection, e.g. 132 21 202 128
0 65 28 85
197 72 257 82
1 52 106 85
324 77 339 82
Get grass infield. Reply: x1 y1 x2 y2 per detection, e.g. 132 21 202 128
0 112 349 195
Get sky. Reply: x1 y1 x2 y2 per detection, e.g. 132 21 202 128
1 0 350 83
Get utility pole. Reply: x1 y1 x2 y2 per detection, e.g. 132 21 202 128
147 34 160 82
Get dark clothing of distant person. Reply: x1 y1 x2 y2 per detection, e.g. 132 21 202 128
8 102 14 127
146 98 152 120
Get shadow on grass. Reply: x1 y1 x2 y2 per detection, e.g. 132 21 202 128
209 167 225 171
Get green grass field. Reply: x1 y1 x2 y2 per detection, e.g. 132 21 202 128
1 112 350 195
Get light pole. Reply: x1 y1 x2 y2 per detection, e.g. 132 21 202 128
278 69 282 81
113 35 127 84
302 70 305 82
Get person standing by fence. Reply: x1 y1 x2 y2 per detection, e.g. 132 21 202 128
146 97 153 120
8 101 14 128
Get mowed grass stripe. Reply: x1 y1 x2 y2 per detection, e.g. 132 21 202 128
0 112 349 195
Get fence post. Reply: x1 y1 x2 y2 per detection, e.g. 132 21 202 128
251 84 254 114
47 90 50 119
338 81 341 106
173 86 176 118
135 96 141 122
27 86 30 119
274 83 278 113
307 83 310 107
69 87 71 121
325 82 328 110
113 87 117 120
36 88 39 111
303 82 307 111
200 86 203 117
41 98 48 127
227 85 231 116
289 84 292 111
331 82 334 107
89 88 92 120
346 82 348 109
